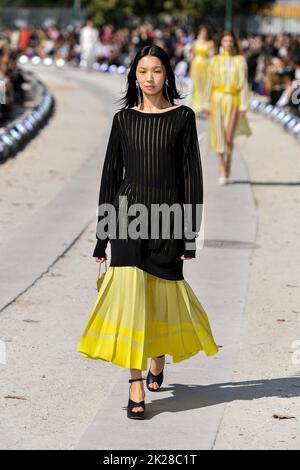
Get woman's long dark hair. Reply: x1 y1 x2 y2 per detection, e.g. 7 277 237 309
115 45 185 111
196 24 212 41
215 30 242 56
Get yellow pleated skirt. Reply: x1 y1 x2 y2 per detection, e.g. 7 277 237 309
77 266 219 371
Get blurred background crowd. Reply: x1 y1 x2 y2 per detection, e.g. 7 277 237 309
1 0 300 121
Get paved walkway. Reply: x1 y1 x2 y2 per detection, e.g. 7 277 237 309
75 85 256 449
1 65 298 450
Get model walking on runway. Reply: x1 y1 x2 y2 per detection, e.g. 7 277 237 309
77 45 219 419
189 25 214 116
203 31 252 185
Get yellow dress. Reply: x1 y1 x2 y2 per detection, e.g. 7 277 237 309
204 49 252 154
77 266 219 371
189 40 212 114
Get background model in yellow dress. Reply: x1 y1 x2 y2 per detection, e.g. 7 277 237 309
189 26 214 115
203 32 252 184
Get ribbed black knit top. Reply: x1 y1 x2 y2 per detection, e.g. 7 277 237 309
93 104 203 281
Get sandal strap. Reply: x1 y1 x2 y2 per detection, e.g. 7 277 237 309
128 398 145 406
128 377 146 383
148 368 164 379
149 357 165 379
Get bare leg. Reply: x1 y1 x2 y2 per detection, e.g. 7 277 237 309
217 152 227 179
225 147 233 178
148 355 165 390
129 368 145 413
224 105 239 178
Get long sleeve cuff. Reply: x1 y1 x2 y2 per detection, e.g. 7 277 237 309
92 238 109 258
183 236 197 258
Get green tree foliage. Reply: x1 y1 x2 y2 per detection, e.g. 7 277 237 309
0 1 73 6
0 0 276 22
83 0 276 24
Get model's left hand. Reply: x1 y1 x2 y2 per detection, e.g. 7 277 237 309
239 110 246 117
180 255 193 260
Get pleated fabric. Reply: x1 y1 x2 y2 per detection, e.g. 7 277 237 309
92 104 203 280
77 266 219 370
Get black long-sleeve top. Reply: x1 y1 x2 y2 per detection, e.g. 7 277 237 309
92 104 203 281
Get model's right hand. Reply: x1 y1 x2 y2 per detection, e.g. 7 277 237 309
95 257 107 263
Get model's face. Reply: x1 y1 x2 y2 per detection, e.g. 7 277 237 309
221 35 234 50
136 56 166 96
199 28 207 40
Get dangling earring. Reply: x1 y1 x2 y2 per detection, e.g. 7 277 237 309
165 78 171 104
136 79 142 106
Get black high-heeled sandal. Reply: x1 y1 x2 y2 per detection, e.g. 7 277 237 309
127 377 146 420
146 355 165 392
